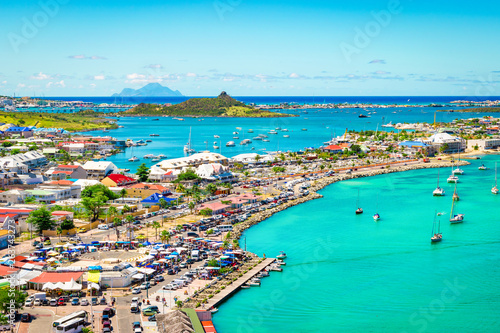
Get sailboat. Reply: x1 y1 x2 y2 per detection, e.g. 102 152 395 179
492 163 499 194
449 191 464 224
355 190 363 214
478 164 487 170
433 169 445 196
373 195 380 220
447 164 459 183
431 211 442 242
452 183 459 201
184 127 196 154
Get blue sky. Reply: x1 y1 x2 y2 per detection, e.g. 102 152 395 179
1 0 500 97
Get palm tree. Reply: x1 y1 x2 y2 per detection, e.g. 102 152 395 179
160 230 170 244
107 206 118 223
119 188 127 202
56 226 63 242
152 221 161 240
113 217 121 240
188 201 195 214
125 215 135 241
255 154 261 163
159 198 167 209
176 184 185 193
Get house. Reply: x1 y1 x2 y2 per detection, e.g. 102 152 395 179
196 202 230 215
24 184 80 204
51 211 74 221
82 161 118 180
196 163 230 180
127 183 171 200
425 133 465 153
0 190 28 204
149 166 177 182
231 153 274 165
141 193 176 208
321 144 343 154
45 165 88 180
72 179 101 189
5 127 33 138
101 174 137 187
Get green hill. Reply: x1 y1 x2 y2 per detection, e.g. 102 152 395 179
124 92 291 118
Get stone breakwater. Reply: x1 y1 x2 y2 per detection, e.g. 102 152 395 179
230 160 469 242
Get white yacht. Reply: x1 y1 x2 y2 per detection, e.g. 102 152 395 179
143 154 155 159
268 130 278 134
447 175 459 183
452 167 464 175
128 156 139 162
283 135 290 138
158 154 166 158
214 135 220 138
226 141 236 147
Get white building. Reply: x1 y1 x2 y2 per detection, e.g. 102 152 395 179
0 150 47 174
155 152 229 171
231 153 274 164
82 161 118 180
425 133 465 153
467 138 500 151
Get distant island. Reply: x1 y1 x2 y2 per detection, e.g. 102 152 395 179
123 92 292 117
112 83 183 97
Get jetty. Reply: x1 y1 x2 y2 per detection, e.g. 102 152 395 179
205 258 276 308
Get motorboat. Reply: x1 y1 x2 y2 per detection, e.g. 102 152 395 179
233 136 239 139
373 213 380 221
240 139 252 145
263 139 270 142
479 164 487 170
150 134 160 137
268 130 278 134
128 156 139 162
282 129 289 132
152 157 161 162
447 175 459 183
143 154 155 159
146 139 152 142
277 251 287 259
158 154 166 158
259 134 268 138
213 146 219 150
226 141 236 147
248 129 254 133
214 135 220 138
301 128 307 131
452 167 464 175
253 136 263 141
233 131 239 135
283 135 290 138
269 264 283 272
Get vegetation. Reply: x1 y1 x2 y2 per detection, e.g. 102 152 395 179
175 168 201 182
136 163 150 182
0 110 117 132
0 289 27 314
26 206 56 234
199 208 213 216
125 92 291 118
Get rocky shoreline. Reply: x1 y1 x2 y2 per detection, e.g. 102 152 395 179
230 160 470 242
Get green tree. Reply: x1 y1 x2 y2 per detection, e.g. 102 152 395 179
60 219 75 230
152 221 161 239
160 230 171 244
0 289 27 314
125 214 135 241
188 201 195 214
56 226 63 241
81 194 106 223
206 183 218 195
81 184 117 201
26 206 56 235
24 196 37 204
199 208 212 216
119 188 127 201
136 163 150 182
175 168 200 182
159 198 167 209
440 143 449 153
254 154 261 163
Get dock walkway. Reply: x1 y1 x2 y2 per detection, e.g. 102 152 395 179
205 258 277 308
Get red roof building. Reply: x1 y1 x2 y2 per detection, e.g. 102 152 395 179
29 272 83 290
102 174 137 187
322 144 343 153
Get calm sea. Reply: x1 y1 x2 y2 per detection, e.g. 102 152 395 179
213 155 500 333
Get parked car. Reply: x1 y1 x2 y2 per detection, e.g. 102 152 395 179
132 287 141 294
132 322 142 331
154 275 164 282
148 315 156 322
71 298 79 306
33 299 42 306
100 297 107 305
140 282 150 290
80 298 89 306
162 284 177 290
142 308 158 316
20 313 31 322
57 299 65 306
91 297 98 305
24 299 33 307
49 299 57 306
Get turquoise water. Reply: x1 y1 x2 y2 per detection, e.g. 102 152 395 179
213 155 500 333
85 107 498 169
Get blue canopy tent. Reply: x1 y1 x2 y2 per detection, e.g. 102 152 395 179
141 193 176 208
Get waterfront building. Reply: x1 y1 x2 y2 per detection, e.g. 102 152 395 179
467 138 500 151
321 144 343 154
82 161 118 179
156 152 229 171
425 133 466 153
231 153 274 165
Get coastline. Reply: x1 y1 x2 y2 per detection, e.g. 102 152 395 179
229 159 470 242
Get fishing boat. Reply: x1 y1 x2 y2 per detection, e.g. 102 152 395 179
128 156 139 162
355 190 363 214
492 163 499 194
277 251 287 259
431 212 442 242
226 141 236 147
433 170 445 196
449 195 464 224
478 164 487 170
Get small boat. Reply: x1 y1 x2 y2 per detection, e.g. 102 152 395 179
433 170 445 196
253 136 263 141
226 141 236 147
283 135 290 138
143 154 155 159
447 175 459 183
233 131 239 135
269 264 283 272
241 285 251 289
184 127 195 154
263 139 270 142
152 157 161 162
150 134 160 137
431 212 442 242
210 307 218 314
268 130 278 134
277 251 287 259
492 163 499 194
158 154 166 158
233 136 239 139
259 134 268 138
213 146 219 150
373 213 380 221
146 139 152 142
301 128 308 131
214 135 220 138
358 114 369 118
452 167 464 175
152 118 159 121
240 139 252 145
282 129 289 132
382 121 394 128
478 164 487 170
275 127 281 130
259 271 270 278
278 261 286 266
248 129 254 133
128 156 139 162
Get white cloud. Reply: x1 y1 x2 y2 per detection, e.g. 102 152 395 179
94 75 105 80
186 73 197 77
145 64 163 69
68 55 107 60
31 72 52 80
17 83 26 88
90 83 96 88
126 73 146 80
289 73 300 79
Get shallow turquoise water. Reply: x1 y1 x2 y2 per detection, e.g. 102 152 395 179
213 155 500 333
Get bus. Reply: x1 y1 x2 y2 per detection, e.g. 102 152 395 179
55 318 86 333
53 311 88 331
218 225 233 232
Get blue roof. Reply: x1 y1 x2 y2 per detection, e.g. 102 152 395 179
141 193 176 204
6 127 32 132
398 141 428 147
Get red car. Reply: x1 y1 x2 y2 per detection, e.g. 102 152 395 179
57 299 65 306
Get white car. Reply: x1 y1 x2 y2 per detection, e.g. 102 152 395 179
80 298 89 306
162 284 177 290
33 299 42 306
132 287 141 294
24 299 33 307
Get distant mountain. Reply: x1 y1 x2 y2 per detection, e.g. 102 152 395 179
124 91 292 118
112 83 183 97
